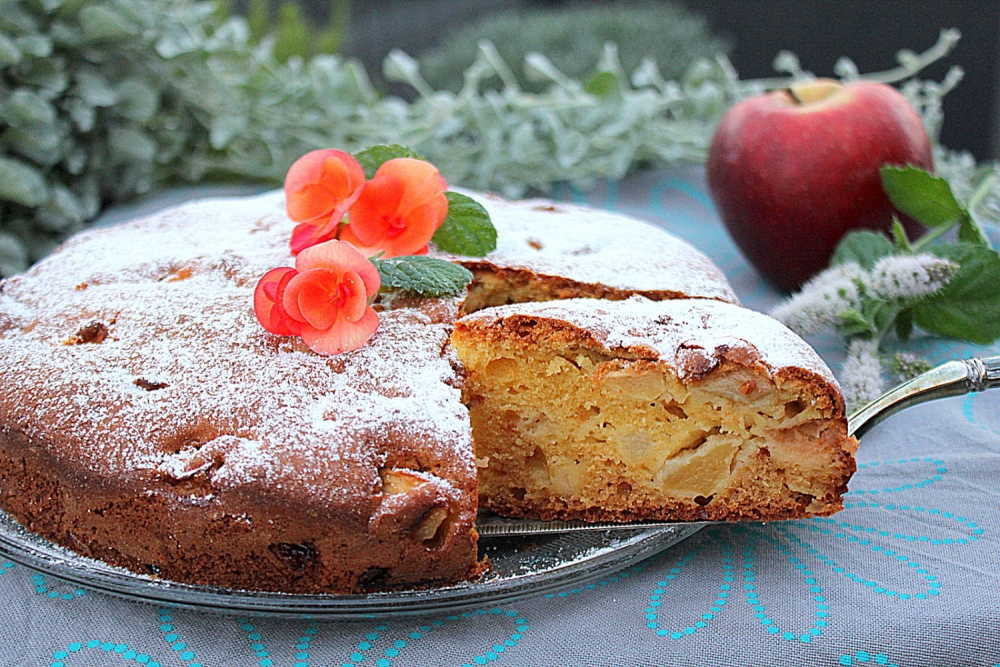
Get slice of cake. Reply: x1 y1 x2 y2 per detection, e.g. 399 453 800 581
452 297 857 522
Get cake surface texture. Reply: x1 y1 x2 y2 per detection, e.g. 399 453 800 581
0 189 855 593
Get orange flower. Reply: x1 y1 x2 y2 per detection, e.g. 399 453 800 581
340 158 448 258
285 149 366 255
253 240 382 355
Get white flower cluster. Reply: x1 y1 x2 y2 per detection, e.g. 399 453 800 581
771 253 958 338
770 261 865 335
841 338 885 408
771 252 960 409
867 254 958 301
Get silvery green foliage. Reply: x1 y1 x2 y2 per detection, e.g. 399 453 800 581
413 2 730 94
0 3 983 277
0 0 217 273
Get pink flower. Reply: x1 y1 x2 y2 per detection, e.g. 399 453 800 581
340 158 448 258
285 149 366 255
253 240 382 355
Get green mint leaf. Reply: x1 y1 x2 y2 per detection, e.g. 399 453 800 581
432 191 497 257
913 243 1000 344
373 255 473 297
864 299 899 337
880 165 967 228
831 230 894 269
890 218 913 251
354 144 424 179
835 309 874 337
957 213 991 247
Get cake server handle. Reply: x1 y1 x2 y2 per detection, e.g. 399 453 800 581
479 356 1000 537
847 355 1000 440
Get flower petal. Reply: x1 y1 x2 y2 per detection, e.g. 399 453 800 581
285 268 342 331
290 221 338 255
296 239 382 298
346 174 405 245
340 270 369 323
376 158 448 216
383 202 446 256
253 267 299 336
344 158 448 259
299 306 380 356
284 149 365 224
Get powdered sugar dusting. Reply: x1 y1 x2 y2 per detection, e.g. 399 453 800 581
0 191 471 512
442 189 738 303
461 296 840 388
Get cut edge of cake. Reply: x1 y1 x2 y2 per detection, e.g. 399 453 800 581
452 297 858 523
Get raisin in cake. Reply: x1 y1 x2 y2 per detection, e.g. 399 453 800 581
0 188 854 594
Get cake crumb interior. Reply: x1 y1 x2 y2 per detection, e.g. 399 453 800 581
456 331 852 522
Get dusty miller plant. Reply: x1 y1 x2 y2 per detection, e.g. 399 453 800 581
413 1 730 94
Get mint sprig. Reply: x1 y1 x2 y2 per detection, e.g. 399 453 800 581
372 255 474 297
828 166 1000 346
881 165 992 247
774 164 1000 407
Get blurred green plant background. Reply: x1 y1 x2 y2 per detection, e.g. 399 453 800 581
414 2 729 93
0 0 995 277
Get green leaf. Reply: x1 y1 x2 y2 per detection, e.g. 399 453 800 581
584 71 619 97
0 157 49 207
0 33 22 66
373 255 473 297
354 144 424 179
913 243 1000 344
79 4 140 42
880 165 967 228
894 308 914 342
74 69 119 107
0 90 57 126
957 213 991 247
0 232 29 278
831 230 894 269
17 57 69 92
2 124 64 166
432 192 497 257
890 218 913 251
835 308 874 338
16 35 53 58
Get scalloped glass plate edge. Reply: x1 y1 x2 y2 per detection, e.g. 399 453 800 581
0 508 701 618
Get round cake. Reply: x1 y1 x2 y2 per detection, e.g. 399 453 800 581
0 189 855 594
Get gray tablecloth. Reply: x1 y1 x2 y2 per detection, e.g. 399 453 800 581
3 169 999 667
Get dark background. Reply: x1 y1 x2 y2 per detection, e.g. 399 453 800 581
317 0 1000 161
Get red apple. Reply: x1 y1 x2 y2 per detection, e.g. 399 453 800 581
706 78 933 291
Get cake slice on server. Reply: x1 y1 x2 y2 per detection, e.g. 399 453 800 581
453 297 857 523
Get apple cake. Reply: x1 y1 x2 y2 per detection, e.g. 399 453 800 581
0 189 855 594
453 297 856 523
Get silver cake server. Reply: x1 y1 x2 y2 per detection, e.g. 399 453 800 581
477 355 1000 538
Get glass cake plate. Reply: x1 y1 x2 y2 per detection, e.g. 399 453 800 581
0 506 701 618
